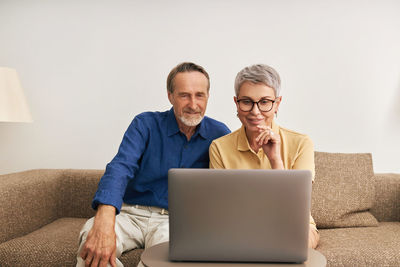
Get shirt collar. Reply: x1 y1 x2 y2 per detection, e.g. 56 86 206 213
167 108 180 136
237 125 250 151
167 107 209 139
237 120 280 152
271 120 280 136
197 118 209 139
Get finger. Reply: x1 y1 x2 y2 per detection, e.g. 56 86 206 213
257 126 269 134
263 134 270 144
256 131 265 144
85 254 93 267
90 253 101 267
80 247 88 260
263 134 271 145
256 128 270 142
110 250 117 267
259 129 271 140
98 255 108 267
259 132 270 145
268 131 280 143
255 131 263 142
98 247 115 267
267 131 274 142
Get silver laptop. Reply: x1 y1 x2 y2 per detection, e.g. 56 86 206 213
168 169 312 263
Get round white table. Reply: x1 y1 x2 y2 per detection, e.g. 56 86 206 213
142 242 327 267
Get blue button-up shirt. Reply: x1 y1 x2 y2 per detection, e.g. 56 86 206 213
92 108 230 213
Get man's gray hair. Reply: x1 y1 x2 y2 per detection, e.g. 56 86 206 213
167 62 210 93
234 64 281 97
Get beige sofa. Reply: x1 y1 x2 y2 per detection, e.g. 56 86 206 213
0 152 399 267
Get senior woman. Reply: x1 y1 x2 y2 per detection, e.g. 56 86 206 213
209 64 319 249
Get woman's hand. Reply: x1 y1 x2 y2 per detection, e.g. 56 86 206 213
308 226 320 249
255 125 284 169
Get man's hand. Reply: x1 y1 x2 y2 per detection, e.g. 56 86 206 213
80 205 117 267
308 226 320 249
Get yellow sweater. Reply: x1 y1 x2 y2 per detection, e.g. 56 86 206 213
209 120 317 227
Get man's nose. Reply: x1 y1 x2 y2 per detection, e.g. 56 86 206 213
188 96 197 109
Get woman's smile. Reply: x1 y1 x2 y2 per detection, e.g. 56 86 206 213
246 117 265 126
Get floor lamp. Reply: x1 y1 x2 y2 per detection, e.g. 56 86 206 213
0 67 33 122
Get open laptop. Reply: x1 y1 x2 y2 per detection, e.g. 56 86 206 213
168 169 312 263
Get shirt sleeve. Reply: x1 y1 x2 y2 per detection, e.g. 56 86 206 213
92 115 149 214
309 213 318 230
293 136 317 229
209 141 225 169
292 135 315 181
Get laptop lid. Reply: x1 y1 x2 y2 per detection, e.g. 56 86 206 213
168 169 312 263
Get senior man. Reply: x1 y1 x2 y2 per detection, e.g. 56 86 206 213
77 62 230 267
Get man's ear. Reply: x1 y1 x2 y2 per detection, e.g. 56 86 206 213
168 90 173 105
233 96 238 107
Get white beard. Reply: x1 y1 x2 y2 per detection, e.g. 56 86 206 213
178 114 204 127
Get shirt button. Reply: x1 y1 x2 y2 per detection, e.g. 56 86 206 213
184 145 188 149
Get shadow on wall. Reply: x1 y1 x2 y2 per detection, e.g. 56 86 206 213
393 80 400 128
385 78 400 130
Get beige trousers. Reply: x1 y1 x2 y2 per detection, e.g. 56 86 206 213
76 204 169 267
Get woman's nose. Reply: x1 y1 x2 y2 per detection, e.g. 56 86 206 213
250 103 261 114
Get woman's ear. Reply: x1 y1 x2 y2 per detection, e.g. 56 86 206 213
234 96 240 117
275 96 282 111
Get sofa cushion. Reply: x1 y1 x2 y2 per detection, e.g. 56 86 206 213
312 152 378 228
317 222 400 266
0 217 142 267
370 173 400 222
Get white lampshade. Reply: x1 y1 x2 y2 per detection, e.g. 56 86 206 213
0 67 33 122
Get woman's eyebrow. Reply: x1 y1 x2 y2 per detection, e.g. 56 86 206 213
239 96 274 100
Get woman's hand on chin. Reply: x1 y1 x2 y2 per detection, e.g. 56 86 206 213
255 125 284 169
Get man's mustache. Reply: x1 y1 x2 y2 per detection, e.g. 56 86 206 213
183 108 202 113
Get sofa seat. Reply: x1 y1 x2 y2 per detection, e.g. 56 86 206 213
0 217 142 267
1 165 398 267
317 222 400 266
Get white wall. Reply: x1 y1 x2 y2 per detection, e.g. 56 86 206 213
1 0 399 174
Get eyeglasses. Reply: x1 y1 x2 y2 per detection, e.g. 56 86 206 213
236 98 276 112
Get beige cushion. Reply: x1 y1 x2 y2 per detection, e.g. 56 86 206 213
370 173 400 222
0 218 86 267
317 222 400 266
312 152 378 228
0 217 142 267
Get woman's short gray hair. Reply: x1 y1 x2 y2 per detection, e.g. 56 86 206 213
234 64 281 97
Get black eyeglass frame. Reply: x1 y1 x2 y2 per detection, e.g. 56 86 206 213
236 98 277 112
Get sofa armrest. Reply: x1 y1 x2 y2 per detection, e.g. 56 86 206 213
370 173 400 222
59 169 103 219
0 169 103 243
0 169 65 243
